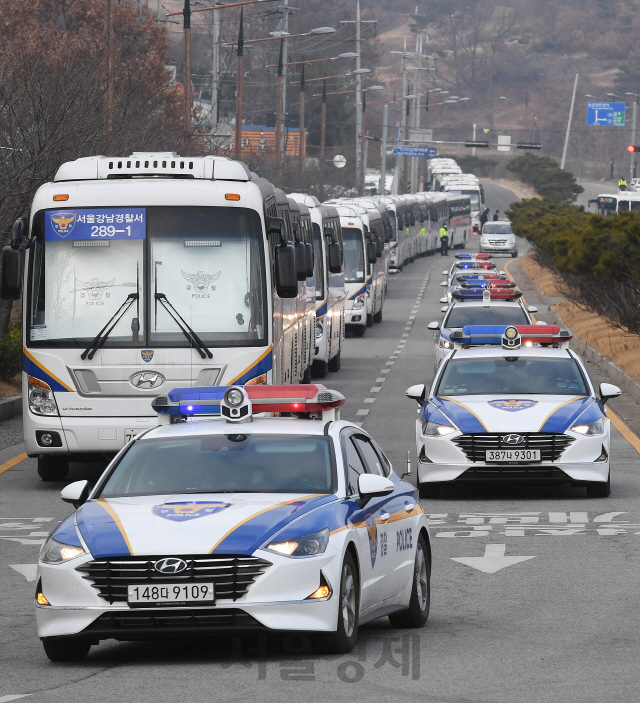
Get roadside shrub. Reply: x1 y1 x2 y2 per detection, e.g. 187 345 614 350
507 154 584 204
0 316 22 380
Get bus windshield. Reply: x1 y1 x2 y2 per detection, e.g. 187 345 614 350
342 228 365 283
28 206 266 348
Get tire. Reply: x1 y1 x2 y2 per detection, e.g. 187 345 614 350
587 472 610 498
351 325 366 338
42 637 91 662
311 359 328 379
37 456 69 482
302 365 312 383
418 481 441 499
314 551 359 654
366 313 373 327
389 533 430 628
373 309 383 324
328 350 341 372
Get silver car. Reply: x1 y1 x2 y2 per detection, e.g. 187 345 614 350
479 221 518 257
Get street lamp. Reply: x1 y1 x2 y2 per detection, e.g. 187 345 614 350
224 25 336 45
291 68 371 85
265 52 358 69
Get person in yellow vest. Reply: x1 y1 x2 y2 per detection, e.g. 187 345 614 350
439 224 449 256
419 224 427 237
619 177 627 191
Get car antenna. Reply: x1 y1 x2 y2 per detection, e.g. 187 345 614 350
401 450 412 479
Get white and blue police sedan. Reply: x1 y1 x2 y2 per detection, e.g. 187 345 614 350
407 325 621 499
36 385 430 661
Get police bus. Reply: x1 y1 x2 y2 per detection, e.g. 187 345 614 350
1 153 317 481
589 192 640 215
445 193 472 249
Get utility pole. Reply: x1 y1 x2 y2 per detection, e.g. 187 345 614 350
398 36 408 193
379 103 388 195
211 2 222 130
105 0 114 133
278 0 291 164
275 39 284 180
561 72 579 171
320 79 327 161
355 0 362 193
631 101 637 181
183 0 192 134
360 90 367 189
299 63 305 172
410 33 423 194
472 123 477 157
234 9 244 159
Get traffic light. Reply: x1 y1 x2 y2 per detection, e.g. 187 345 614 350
464 141 490 148
516 142 542 150
627 145 640 153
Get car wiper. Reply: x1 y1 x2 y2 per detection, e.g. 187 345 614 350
154 293 213 359
81 293 139 360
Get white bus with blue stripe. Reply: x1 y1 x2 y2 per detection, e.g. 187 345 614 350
4 153 315 481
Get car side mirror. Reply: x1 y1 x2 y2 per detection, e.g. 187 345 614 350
441 305 449 312
439 297 448 304
527 305 538 313
536 320 547 325
427 321 440 330
405 383 426 404
61 480 90 508
440 281 447 286
294 241 307 281
442 270 448 275
599 382 621 405
275 244 298 298
328 242 342 274
367 241 377 264
1 247 24 301
305 242 314 278
357 474 395 503
499 270 506 275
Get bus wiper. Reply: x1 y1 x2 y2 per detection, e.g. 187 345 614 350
81 293 139 361
154 293 213 359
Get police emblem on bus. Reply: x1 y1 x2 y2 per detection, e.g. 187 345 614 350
141 350 154 363
365 513 377 567
181 270 221 298
49 212 77 237
488 399 539 412
152 502 232 521
75 277 114 301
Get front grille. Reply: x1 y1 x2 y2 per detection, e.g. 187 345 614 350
85 608 265 636
487 239 510 246
453 433 574 463
456 466 571 481
77 555 271 605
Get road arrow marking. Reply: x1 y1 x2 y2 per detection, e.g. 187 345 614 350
10 565 38 582
451 543 536 574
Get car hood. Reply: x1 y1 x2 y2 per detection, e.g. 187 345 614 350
430 395 594 434
76 493 336 558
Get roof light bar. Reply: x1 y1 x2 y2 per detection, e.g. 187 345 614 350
453 262 498 271
455 273 506 283
460 279 516 290
455 253 491 260
451 288 523 302
451 324 572 349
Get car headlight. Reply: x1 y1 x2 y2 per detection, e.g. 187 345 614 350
266 528 329 557
422 420 456 436
439 338 452 349
40 536 86 564
353 296 365 310
480 237 489 245
28 376 59 416
571 418 605 436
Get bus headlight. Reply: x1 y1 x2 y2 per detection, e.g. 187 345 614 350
315 318 324 339
28 376 59 416
353 296 365 310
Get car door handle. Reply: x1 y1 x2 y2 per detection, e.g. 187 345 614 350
405 503 415 512
380 512 390 521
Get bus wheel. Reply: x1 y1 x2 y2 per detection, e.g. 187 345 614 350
328 350 341 372
366 314 373 327
351 325 366 338
37 456 69 482
311 360 328 378
373 309 383 324
302 365 312 383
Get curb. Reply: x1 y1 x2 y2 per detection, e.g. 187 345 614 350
0 395 22 422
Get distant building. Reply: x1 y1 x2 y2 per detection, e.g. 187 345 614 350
220 125 306 158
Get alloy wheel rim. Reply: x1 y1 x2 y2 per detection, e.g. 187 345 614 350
415 546 429 611
341 564 356 637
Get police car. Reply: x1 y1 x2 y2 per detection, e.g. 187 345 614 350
441 254 501 298
406 325 620 499
428 289 539 368
35 385 431 662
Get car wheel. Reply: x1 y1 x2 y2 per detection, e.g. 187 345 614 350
37 456 69 482
587 472 610 498
373 309 383 324
389 533 430 628
328 350 341 372
351 325 366 338
314 551 359 654
418 481 441 499
311 359 328 379
42 637 91 662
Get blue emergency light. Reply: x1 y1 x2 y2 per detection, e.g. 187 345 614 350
451 288 522 301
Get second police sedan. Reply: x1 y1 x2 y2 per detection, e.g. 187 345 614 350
35 384 431 662
406 325 621 499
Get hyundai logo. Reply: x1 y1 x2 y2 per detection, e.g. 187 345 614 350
130 371 165 390
502 434 525 445
154 558 188 574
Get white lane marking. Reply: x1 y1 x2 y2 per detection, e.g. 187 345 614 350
0 538 46 546
10 564 37 582
376 377 386 383
385 361 395 366
0 696 32 702
548 512 589 523
380 369 390 374
356 409 370 416
594 512 628 522
451 544 535 574
370 387 382 393
0 518 53 522
402 334 409 338
364 398 376 404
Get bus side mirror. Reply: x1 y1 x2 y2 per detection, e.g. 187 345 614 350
367 241 377 264
11 217 27 249
294 241 307 281
1 246 24 301
410 213 416 226
328 242 342 274
268 217 288 245
275 244 298 298
375 236 383 256
305 242 314 277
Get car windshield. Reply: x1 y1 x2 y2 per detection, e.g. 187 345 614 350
482 223 513 234
436 357 588 396
342 227 365 283
445 306 529 327
99 434 334 496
